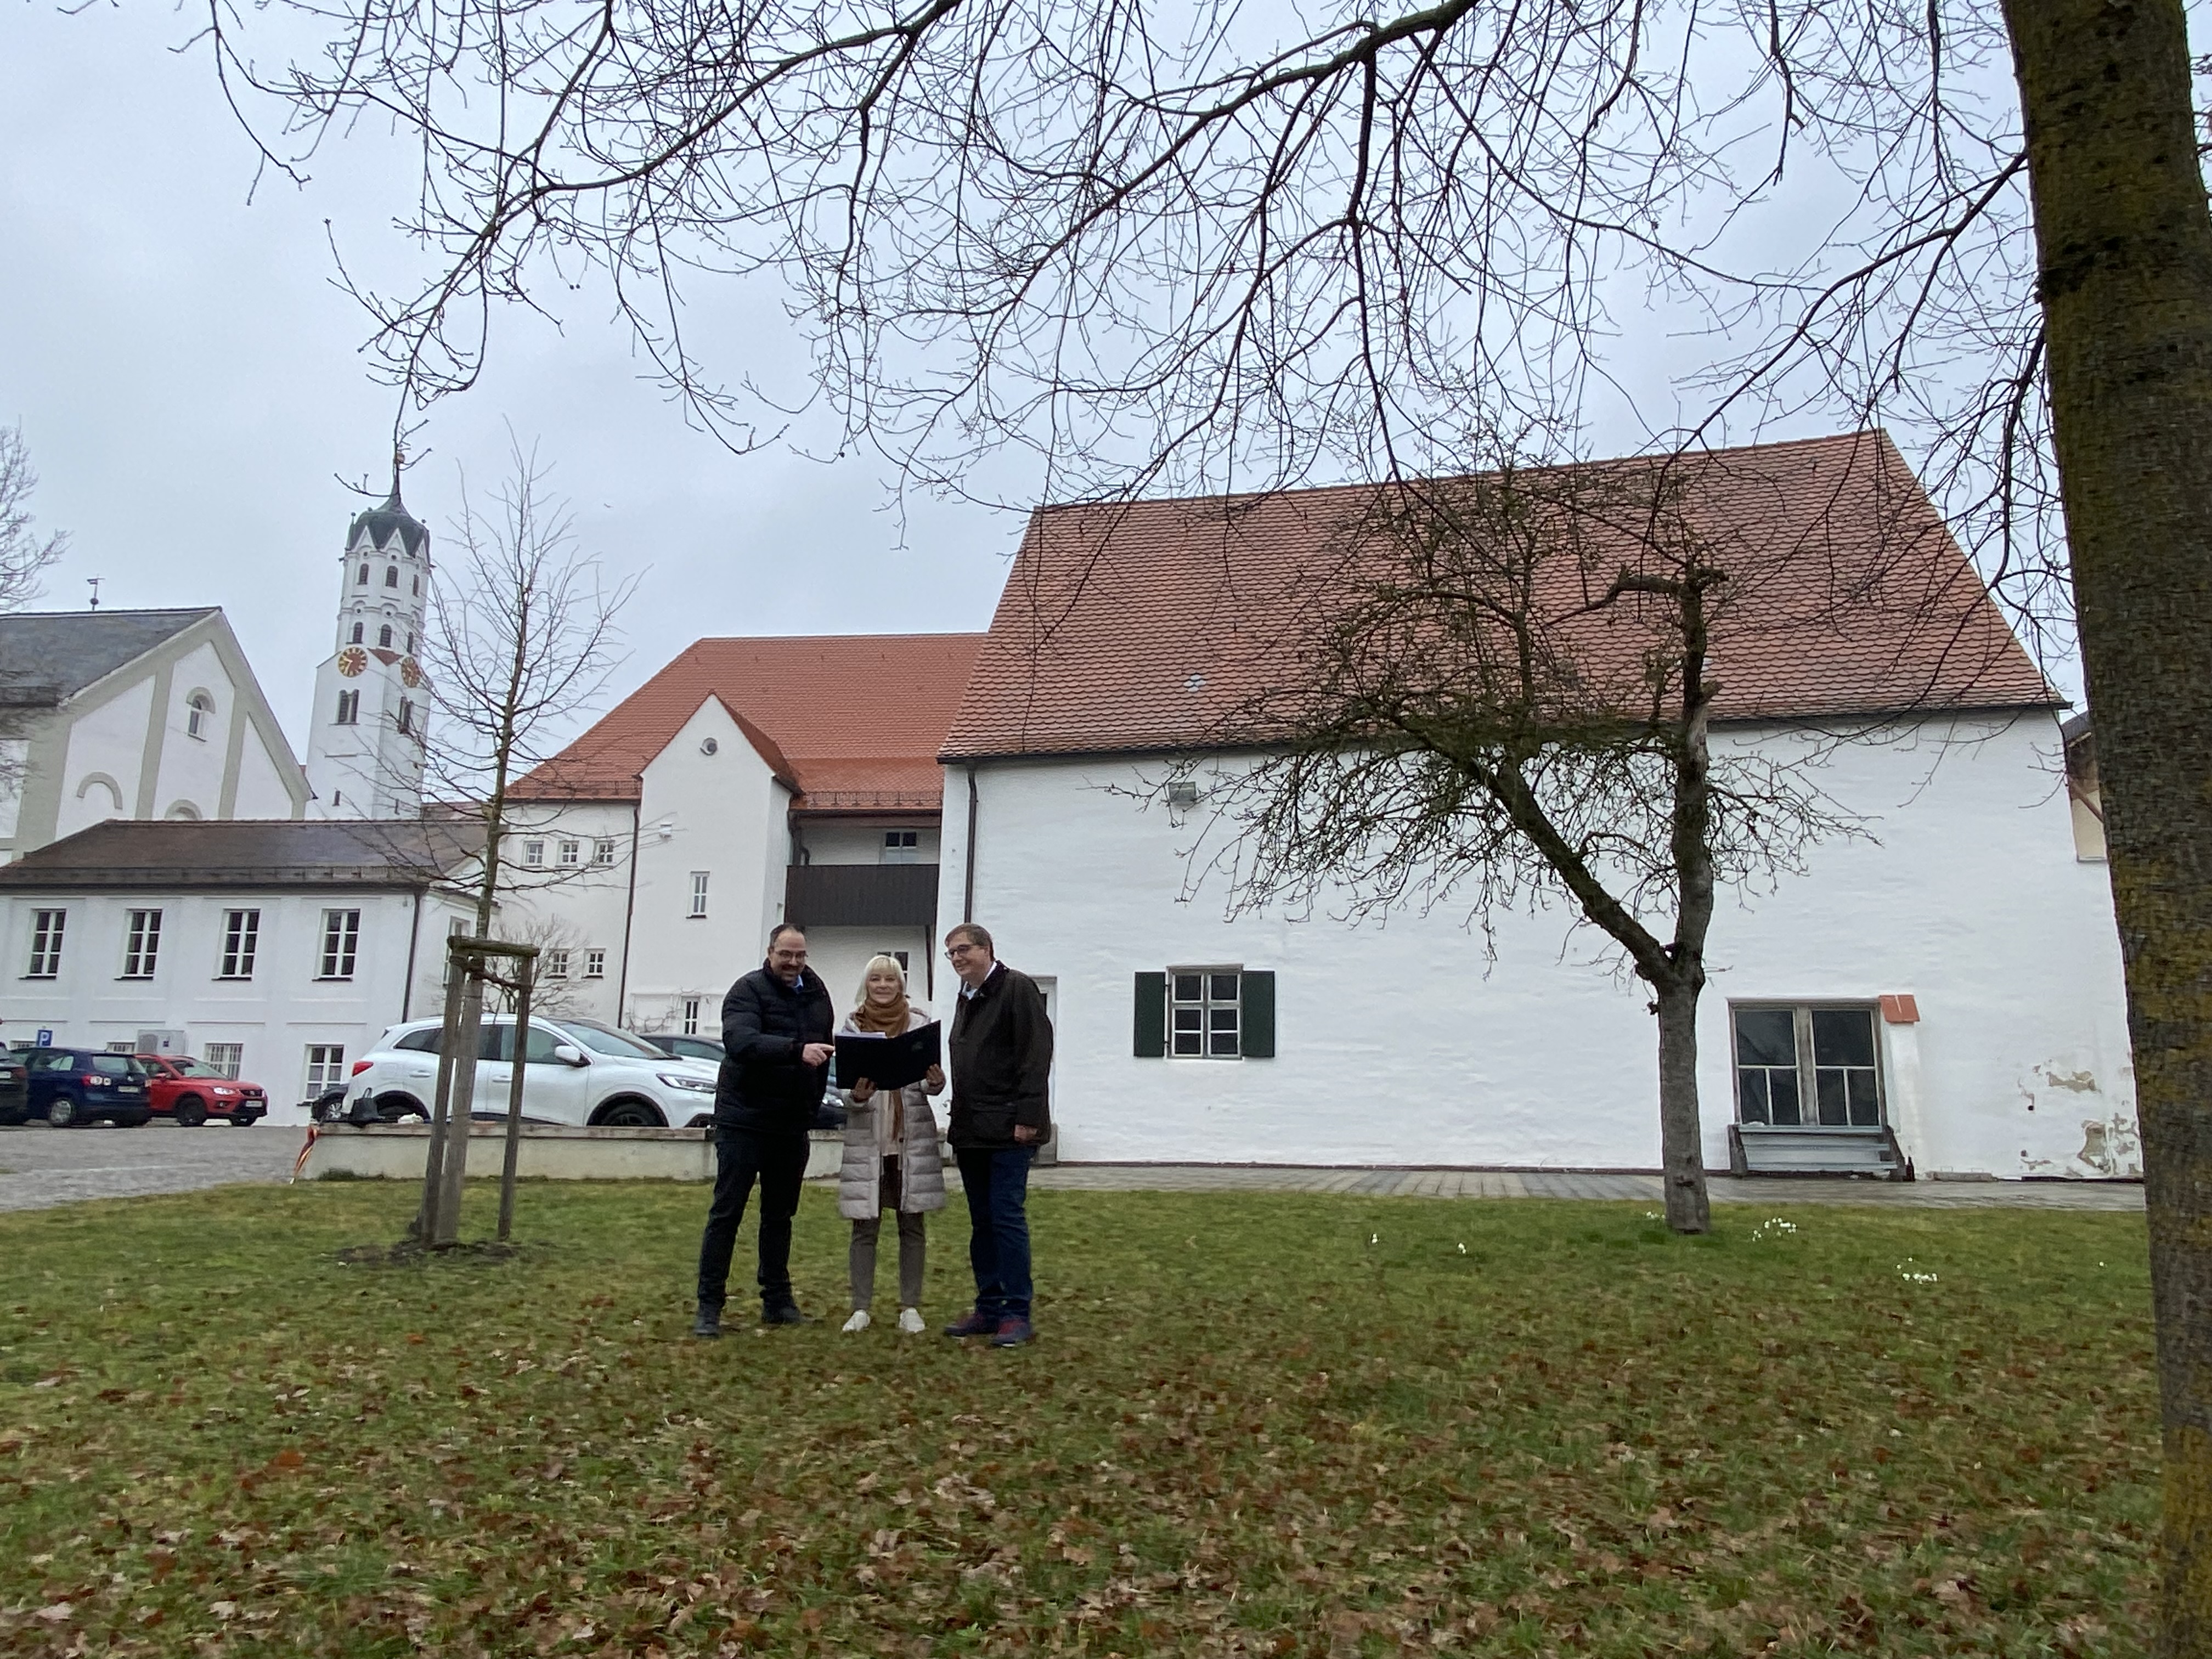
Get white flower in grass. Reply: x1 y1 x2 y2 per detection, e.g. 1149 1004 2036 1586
1896 1256 1940 1284
1457 1243 1468 1255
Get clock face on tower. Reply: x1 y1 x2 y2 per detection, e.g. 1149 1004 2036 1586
337 646 369 678
399 656 422 688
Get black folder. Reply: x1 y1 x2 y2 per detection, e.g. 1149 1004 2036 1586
833 1022 943 1092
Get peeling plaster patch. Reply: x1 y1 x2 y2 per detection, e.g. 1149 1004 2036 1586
2021 1111 2142 1179
2036 1068 2099 1094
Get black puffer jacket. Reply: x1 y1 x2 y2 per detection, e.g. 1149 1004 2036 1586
715 964 834 1131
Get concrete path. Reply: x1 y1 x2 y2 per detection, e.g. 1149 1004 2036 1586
0 1121 303 1213
1021 1163 2145 1210
0 1122 2145 1214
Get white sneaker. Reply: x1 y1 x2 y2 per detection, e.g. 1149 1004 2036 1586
896 1307 926 1335
841 1310 872 1333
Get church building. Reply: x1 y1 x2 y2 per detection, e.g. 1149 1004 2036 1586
303 478 432 819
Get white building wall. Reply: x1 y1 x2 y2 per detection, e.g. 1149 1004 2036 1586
798 822 941 865
232 732 298 820
622 700 788 1030
151 641 233 819
55 680 155 839
494 803 637 1025
940 712 2134 1177
0 885 471 1119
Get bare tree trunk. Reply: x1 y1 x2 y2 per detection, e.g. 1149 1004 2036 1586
1652 978 1711 1233
433 968 486 1245
498 964 533 1243
2003 2 2212 1650
409 957 469 1244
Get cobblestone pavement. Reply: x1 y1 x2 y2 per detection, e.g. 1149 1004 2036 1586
0 1121 306 1213
1022 1164 2145 1210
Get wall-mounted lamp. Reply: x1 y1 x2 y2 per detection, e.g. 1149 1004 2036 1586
700 736 719 755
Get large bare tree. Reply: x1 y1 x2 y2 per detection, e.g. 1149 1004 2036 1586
1200 454 1871 1233
0 426 71 788
207 0 2212 1641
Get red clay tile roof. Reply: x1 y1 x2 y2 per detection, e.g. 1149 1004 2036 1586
518 634 985 809
939 431 2056 760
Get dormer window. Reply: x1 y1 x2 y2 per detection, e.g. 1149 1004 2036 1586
385 566 399 588
357 562 370 585
349 622 364 644
378 625 393 648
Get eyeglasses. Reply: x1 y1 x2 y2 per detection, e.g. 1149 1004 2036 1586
944 944 981 960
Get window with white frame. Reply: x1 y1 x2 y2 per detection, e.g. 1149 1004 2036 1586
218 909 261 979
523 839 545 867
26 909 64 978
682 996 703 1036
318 909 362 979
1170 968 1240 1058
592 838 616 866
882 830 922 864
202 1043 244 1079
442 916 467 984
544 947 570 979
689 871 709 917
558 839 580 867
1731 1004 1884 1130
121 910 162 979
583 949 606 979
304 1045 348 1093
185 691 215 740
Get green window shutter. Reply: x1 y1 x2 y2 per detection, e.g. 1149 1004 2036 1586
1133 972 1166 1058
1242 970 1276 1058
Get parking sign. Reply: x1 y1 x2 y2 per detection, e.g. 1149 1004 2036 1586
35 1028 52 1046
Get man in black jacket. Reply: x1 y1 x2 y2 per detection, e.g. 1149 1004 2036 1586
941 922 1053 1347
693 923 834 1336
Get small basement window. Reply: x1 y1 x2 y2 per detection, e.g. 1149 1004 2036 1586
1732 1004 1884 1129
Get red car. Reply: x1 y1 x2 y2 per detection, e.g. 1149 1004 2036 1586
134 1055 269 1126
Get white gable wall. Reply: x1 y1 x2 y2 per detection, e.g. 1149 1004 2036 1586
625 699 791 1029
940 710 2133 1177
150 640 233 819
55 679 155 839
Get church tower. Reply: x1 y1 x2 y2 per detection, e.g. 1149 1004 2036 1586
304 473 432 819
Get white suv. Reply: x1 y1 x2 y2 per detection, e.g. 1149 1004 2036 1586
334 1017 721 1129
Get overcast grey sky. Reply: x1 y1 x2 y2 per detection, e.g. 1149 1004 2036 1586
0 1 1025 764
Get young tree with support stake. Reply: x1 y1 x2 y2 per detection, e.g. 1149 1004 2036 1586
210 0 2212 1640
404 442 637 1245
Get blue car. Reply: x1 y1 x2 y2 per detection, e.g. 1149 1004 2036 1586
21 1048 152 1128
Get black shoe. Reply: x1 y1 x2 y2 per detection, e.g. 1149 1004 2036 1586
760 1304 815 1327
691 1303 724 1339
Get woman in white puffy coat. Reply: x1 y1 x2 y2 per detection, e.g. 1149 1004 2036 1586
837 955 947 1333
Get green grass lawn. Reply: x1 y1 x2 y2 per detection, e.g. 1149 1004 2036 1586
0 1182 2155 1657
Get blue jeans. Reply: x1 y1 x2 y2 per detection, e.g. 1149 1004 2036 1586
956 1146 1035 1321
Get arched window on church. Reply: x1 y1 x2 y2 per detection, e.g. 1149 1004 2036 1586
405 633 415 653
357 563 370 585
349 623 364 644
385 566 399 588
378 625 393 649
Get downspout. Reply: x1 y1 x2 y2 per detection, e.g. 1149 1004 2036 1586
963 765 979 923
400 885 424 1021
616 795 642 1020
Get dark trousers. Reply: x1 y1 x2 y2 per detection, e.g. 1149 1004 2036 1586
955 1146 1035 1321
696 1126 810 1311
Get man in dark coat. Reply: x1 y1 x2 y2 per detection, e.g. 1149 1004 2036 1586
941 921 1053 1347
693 922 834 1336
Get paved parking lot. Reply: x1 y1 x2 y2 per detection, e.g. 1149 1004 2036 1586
0 1121 306 1212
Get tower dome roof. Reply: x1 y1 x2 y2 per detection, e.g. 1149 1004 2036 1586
348 479 428 557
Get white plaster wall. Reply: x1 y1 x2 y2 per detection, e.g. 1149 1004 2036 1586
55 679 154 839
234 724 302 820
151 641 232 819
943 713 2133 1175
627 701 785 1017
0 888 441 1116
495 803 637 1025
799 822 941 865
